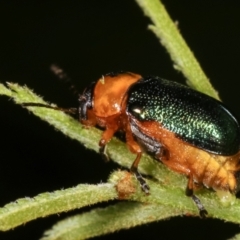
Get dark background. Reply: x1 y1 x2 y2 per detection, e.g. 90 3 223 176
1 1 240 239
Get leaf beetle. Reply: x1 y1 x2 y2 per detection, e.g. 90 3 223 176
24 69 240 217
78 71 240 217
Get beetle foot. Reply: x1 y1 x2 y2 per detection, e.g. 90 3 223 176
191 194 208 218
199 209 208 218
133 170 150 194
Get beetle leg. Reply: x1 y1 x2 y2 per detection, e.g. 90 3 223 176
99 138 109 161
186 175 194 196
125 124 150 193
99 125 119 161
130 153 150 194
191 195 208 218
186 175 208 218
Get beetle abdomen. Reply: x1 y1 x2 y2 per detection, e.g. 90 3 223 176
127 77 240 155
129 118 240 192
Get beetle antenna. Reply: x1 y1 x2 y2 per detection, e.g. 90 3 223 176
50 64 80 97
22 64 79 115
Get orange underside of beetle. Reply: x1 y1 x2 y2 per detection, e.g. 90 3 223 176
130 118 240 193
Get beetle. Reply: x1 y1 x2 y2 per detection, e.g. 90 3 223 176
23 69 240 217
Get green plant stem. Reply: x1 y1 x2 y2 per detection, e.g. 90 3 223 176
135 0 220 100
41 202 182 240
0 183 117 231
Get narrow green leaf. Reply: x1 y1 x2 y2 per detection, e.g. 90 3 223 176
0 183 117 231
228 233 240 240
41 202 182 240
0 83 12 97
135 0 219 100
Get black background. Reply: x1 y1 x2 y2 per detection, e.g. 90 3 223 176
1 1 240 239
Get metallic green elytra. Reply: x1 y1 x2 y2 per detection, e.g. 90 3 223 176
126 76 240 156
